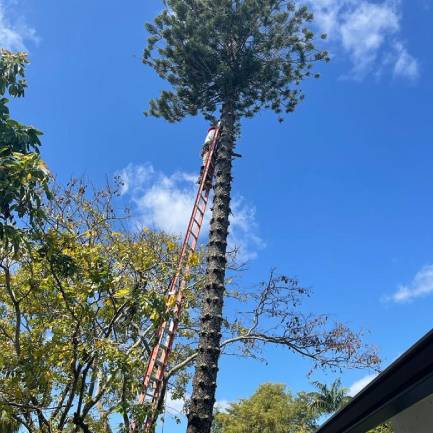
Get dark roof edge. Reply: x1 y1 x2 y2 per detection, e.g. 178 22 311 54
315 327 433 433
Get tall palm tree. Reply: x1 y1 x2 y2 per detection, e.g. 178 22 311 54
309 379 351 415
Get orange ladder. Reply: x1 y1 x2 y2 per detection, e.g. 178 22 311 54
131 125 221 433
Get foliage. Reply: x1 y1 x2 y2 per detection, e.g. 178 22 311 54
144 0 329 123
0 49 50 249
309 379 351 415
368 424 394 433
0 179 380 432
0 180 204 433
213 383 394 433
0 408 20 433
308 380 394 432
214 383 317 433
214 272 380 372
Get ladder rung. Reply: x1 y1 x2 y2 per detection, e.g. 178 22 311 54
159 342 169 351
157 348 168 359
150 375 162 383
161 331 174 342
154 359 164 367
162 324 174 333
156 329 168 340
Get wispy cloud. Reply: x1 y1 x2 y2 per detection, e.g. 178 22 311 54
308 0 419 80
119 162 198 235
214 399 231 413
348 373 378 396
387 264 433 303
393 41 419 80
0 0 38 51
117 163 264 261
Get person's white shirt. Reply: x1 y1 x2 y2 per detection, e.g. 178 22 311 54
204 126 217 148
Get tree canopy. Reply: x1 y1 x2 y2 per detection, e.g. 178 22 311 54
213 383 394 433
0 50 50 248
213 383 317 433
309 379 351 415
144 0 329 122
0 181 205 432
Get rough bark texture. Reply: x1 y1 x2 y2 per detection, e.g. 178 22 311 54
186 101 235 433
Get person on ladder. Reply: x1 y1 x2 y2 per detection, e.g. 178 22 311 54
198 123 220 190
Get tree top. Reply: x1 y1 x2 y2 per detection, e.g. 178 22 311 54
144 0 329 122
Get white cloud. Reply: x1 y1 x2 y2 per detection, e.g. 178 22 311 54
387 265 433 303
348 373 378 397
0 1 38 51
393 41 419 80
307 0 419 80
117 163 264 262
214 399 231 413
339 2 399 78
229 197 264 261
119 162 198 235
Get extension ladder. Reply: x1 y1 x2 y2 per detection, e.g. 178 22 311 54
131 125 221 433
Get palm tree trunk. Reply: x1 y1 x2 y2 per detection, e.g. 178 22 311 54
186 100 236 433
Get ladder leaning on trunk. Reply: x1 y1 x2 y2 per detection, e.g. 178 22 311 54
130 124 222 433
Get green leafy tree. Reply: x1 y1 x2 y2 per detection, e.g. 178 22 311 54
309 379 351 415
0 180 205 433
0 50 50 250
214 384 393 433
214 383 317 433
143 1 329 431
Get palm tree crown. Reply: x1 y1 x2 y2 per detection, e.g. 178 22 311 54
309 379 351 415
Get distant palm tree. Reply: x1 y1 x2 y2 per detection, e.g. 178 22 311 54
309 379 351 415
0 410 20 433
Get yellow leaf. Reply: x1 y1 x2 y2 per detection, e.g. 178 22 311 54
38 159 50 175
166 294 177 309
189 252 200 266
114 288 130 298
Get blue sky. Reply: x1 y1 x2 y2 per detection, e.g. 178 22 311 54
3 0 433 430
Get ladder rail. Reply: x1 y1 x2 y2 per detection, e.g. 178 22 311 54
131 125 221 433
